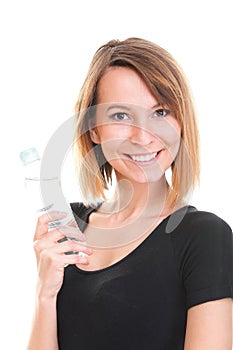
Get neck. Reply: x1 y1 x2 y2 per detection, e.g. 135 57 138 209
103 174 171 220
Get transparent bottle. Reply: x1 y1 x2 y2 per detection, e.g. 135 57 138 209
20 147 54 215
19 147 86 253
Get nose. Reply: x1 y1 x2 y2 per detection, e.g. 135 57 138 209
128 124 154 146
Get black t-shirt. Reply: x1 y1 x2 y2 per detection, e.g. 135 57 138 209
57 204 233 350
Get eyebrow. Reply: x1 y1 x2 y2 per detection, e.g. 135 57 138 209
106 104 132 112
106 103 161 112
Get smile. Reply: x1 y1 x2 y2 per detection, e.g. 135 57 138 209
125 151 161 163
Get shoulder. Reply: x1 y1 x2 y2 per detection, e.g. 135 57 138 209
188 209 231 230
168 206 233 263
168 207 233 309
167 206 232 243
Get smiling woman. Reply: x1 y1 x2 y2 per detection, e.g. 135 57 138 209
88 68 181 188
26 38 233 350
75 40 200 211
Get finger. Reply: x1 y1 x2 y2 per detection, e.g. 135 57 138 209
34 226 66 243
55 239 93 256
35 238 93 260
42 251 90 268
33 229 67 255
63 253 90 266
34 211 67 239
37 244 92 268
56 225 86 242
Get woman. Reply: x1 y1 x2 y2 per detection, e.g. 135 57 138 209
28 38 233 349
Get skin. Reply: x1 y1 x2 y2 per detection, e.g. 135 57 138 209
89 67 181 221
27 66 232 349
26 211 94 350
91 67 181 189
84 66 182 250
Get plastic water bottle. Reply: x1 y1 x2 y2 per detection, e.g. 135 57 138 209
19 147 86 254
20 147 54 215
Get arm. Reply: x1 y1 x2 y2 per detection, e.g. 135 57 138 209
184 298 233 350
178 213 233 349
26 212 93 350
27 295 58 350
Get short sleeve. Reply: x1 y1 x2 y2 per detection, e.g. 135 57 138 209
172 211 233 310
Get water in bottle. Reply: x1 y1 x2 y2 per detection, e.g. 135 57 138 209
19 147 86 253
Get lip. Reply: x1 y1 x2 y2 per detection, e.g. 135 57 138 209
124 150 162 165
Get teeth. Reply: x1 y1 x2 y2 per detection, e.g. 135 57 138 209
130 152 158 162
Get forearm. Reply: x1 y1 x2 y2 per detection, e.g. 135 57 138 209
27 212 92 349
27 294 58 350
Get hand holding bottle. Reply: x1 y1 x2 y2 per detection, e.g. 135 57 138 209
33 211 93 299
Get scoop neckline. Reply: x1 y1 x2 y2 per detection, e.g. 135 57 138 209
71 205 196 275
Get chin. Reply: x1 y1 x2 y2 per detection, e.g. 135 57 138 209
119 171 165 184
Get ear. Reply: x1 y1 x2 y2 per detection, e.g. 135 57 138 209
89 128 101 144
88 120 101 144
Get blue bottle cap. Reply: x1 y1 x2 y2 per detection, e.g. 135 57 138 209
19 147 40 166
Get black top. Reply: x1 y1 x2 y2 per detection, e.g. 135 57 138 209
57 204 233 350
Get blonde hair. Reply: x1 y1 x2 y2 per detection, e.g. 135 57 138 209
73 37 200 207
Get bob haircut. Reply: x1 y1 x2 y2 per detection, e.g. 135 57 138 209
73 37 200 208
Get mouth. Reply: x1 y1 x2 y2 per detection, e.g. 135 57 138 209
124 150 162 164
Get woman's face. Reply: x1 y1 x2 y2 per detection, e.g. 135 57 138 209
90 67 181 184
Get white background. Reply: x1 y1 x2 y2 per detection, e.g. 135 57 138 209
0 0 232 348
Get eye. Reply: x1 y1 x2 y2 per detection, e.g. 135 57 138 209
109 112 129 121
153 109 170 118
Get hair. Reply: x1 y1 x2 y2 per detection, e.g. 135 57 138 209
73 37 200 208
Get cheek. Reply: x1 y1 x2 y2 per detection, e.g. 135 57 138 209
167 136 181 161
154 118 181 149
167 124 181 156
166 132 181 165
156 119 181 168
100 140 123 164
96 125 131 161
97 125 130 142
